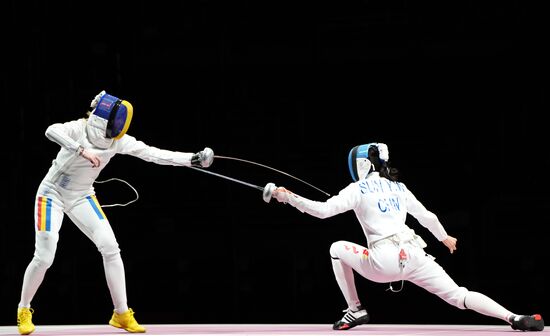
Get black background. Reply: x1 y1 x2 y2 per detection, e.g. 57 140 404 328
2 0 548 327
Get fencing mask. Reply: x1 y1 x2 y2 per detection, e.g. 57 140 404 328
347 143 389 181
92 93 133 139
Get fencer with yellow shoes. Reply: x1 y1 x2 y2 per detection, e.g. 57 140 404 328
16 90 214 334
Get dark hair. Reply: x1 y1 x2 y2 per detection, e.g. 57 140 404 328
368 146 399 182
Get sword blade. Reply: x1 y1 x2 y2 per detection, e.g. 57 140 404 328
214 155 330 196
188 166 265 192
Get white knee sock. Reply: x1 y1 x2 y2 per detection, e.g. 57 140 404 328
19 258 48 308
103 253 128 313
464 291 514 323
331 258 361 311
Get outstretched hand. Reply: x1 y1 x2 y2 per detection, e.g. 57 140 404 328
191 147 214 168
272 187 293 204
442 236 457 254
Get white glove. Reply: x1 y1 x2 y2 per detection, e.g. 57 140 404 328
191 147 214 168
272 187 292 204
90 90 106 109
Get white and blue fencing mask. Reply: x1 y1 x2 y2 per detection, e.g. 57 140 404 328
347 143 389 181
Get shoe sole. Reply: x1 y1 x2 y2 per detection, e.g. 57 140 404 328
18 327 35 335
333 314 370 330
110 320 146 333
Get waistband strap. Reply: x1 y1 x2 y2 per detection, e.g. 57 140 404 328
368 231 427 249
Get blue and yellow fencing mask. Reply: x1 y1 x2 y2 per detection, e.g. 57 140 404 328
93 93 133 139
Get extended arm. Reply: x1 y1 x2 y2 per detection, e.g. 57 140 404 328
272 185 355 219
117 135 214 168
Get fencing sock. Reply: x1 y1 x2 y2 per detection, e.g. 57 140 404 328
464 291 514 323
103 252 129 313
331 257 361 311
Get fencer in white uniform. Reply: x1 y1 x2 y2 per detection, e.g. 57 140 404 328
16 91 214 335
271 143 544 332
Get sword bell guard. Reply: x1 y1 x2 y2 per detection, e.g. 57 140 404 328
263 182 276 203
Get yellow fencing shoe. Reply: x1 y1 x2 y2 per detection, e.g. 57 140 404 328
109 308 146 333
17 307 35 335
